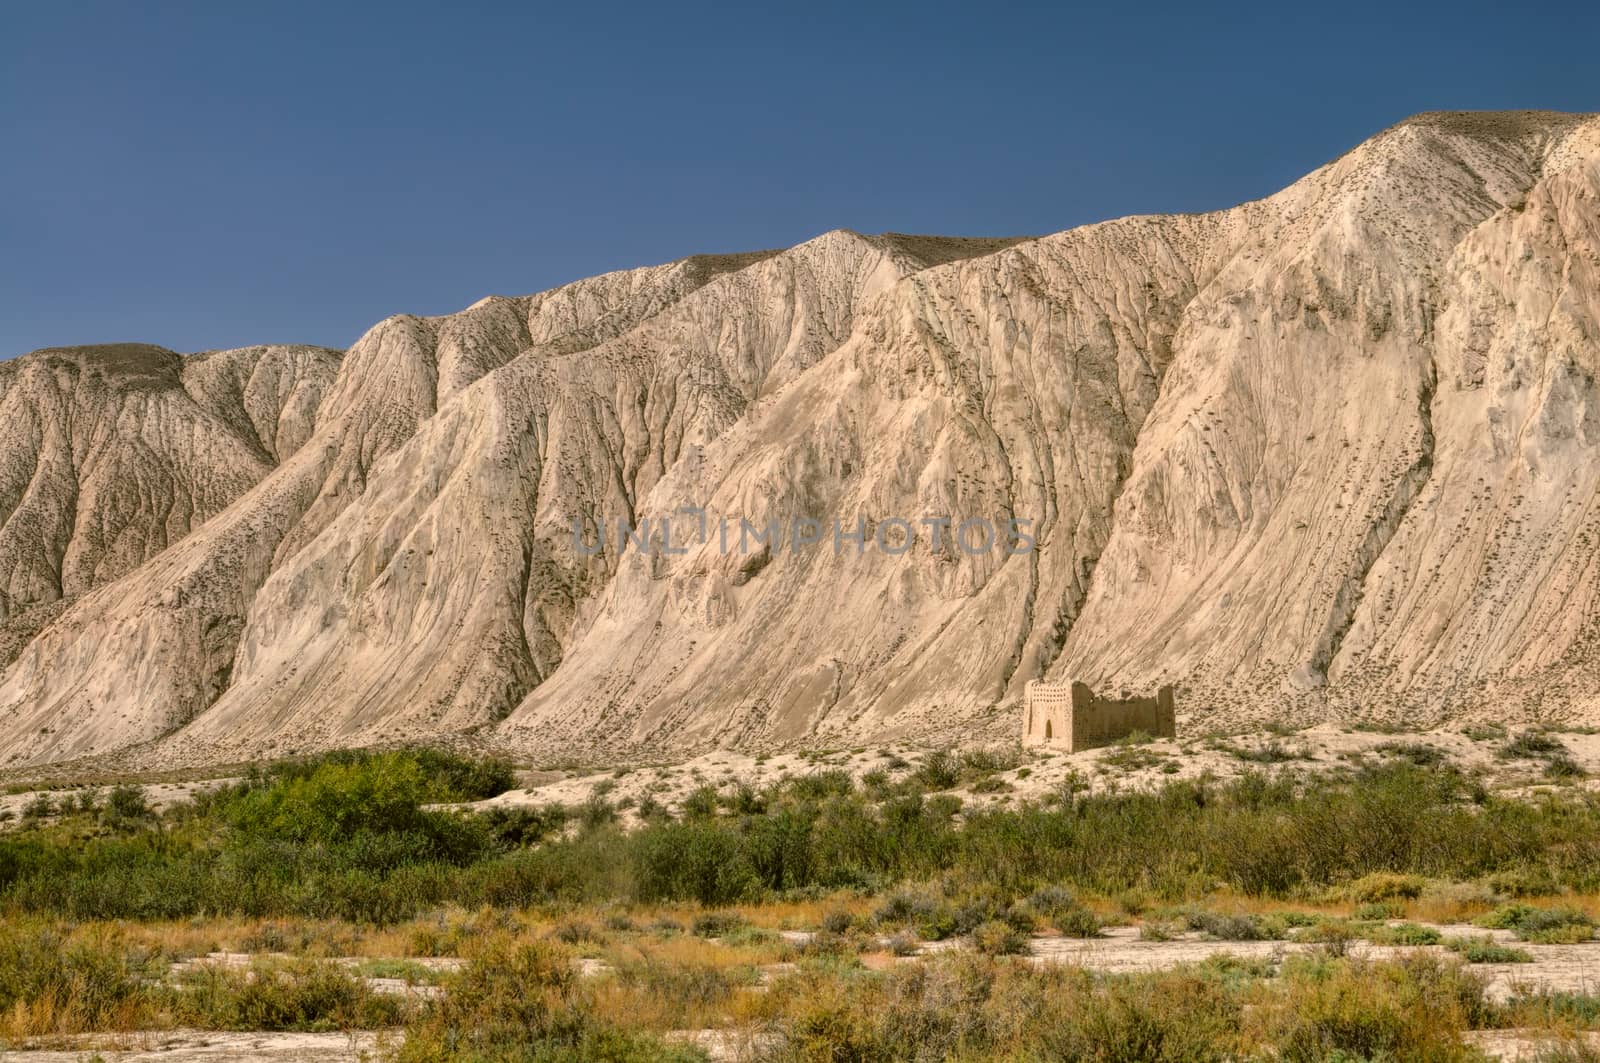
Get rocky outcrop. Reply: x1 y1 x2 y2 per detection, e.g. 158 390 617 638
1059 112 1600 728
0 342 339 643
2 111 1599 769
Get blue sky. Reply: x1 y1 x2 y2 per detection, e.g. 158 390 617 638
4 0 1596 356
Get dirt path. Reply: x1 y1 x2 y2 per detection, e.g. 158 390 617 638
0 1030 392 1061
1024 925 1600 1002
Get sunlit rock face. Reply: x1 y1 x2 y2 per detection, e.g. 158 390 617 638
3 111 1599 769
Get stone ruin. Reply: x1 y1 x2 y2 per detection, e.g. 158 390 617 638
1022 680 1175 752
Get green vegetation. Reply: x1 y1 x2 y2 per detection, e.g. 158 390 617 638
1444 935 1535 964
0 918 405 1039
1477 904 1595 943
748 952 1496 1062
1375 741 1448 768
2 748 1600 1057
396 935 698 1063
5 754 1600 926
1501 731 1569 760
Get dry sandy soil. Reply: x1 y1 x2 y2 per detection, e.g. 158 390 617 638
466 724 1600 821
0 1031 390 1061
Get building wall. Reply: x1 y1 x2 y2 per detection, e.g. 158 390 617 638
1023 680 1175 751
1022 680 1075 745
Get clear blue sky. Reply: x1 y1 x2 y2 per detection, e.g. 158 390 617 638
4 0 1596 357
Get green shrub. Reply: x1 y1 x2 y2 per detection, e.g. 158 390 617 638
1354 901 1405 920
680 785 720 819
1345 872 1426 903
1500 731 1568 760
1443 936 1533 963
104 786 152 823
787 770 854 802
1375 742 1446 767
690 910 747 938
0 921 165 1034
1024 884 1076 922
1263 954 1491 1061
5 760 1600 928
820 909 855 935
1053 905 1102 939
478 803 569 849
1477 905 1593 941
174 957 406 1031
19 795 54 822
395 935 696 1062
910 750 960 791
1183 910 1278 941
1545 755 1587 780
887 931 920 956
969 919 1029 956
1367 922 1442 946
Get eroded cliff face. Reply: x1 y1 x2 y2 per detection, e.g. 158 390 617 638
0 343 339 665
2 111 1598 769
1060 112 1600 728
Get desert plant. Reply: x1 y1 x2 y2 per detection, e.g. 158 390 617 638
1443 935 1533 963
969 919 1029 956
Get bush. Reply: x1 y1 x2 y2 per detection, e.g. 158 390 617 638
1025 884 1078 924
395 935 696 1062
1375 742 1446 767
681 785 720 819
1500 731 1568 760
104 785 152 823
820 909 855 935
887 931 920 957
1261 954 1491 1061
1368 922 1442 946
1345 872 1426 903
0 921 165 1036
1444 936 1533 963
549 920 601 945
1477 905 1593 941
218 752 488 863
1053 905 1102 939
787 770 854 802
478 803 568 849
175 957 406 1031
19 795 54 822
910 750 960 791
1545 755 1587 780
690 910 747 938
5 760 1600 929
1184 910 1277 941
969 919 1029 956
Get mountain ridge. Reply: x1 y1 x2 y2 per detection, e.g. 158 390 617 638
4 109 1599 771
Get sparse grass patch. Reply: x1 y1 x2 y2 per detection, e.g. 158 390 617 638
1502 731 1570 761
175 957 409 1031
1367 922 1442 946
1478 905 1594 942
1375 741 1448 768
1182 909 1286 941
1444 936 1534 963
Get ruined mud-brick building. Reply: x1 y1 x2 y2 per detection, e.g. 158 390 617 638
1022 680 1175 751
